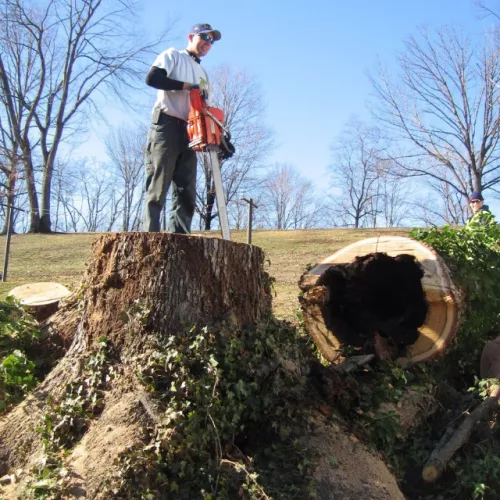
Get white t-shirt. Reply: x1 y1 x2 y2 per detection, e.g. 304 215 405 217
151 48 211 121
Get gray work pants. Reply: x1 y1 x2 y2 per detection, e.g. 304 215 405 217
143 113 197 233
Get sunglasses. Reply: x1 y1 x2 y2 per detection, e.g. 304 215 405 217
470 200 482 204
198 33 215 44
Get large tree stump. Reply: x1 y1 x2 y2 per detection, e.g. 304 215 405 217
0 233 272 497
299 236 460 365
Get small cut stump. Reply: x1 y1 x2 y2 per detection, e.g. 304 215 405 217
8 282 71 322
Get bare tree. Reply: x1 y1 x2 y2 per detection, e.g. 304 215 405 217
371 158 415 227
410 170 469 226
258 163 324 230
230 199 250 230
476 1 500 22
369 26 500 206
195 65 273 230
378 173 412 227
0 6 38 234
329 121 385 228
51 159 118 232
66 160 117 232
52 161 79 232
0 117 32 234
0 0 169 233
105 125 146 231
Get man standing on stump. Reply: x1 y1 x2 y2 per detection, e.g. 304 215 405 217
143 23 222 233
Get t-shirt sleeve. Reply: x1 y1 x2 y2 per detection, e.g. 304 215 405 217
151 48 177 76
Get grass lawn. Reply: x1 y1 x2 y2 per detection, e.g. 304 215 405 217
0 228 410 320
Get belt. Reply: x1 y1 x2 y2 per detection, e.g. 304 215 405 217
158 112 187 126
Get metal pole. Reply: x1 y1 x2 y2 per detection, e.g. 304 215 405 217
242 198 258 245
247 199 253 245
3 201 13 282
161 204 167 232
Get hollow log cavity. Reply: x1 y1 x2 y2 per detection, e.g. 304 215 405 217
317 253 428 351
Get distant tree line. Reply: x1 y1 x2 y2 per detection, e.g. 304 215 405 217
2 0 500 233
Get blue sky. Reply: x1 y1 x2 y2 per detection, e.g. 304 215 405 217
83 0 494 202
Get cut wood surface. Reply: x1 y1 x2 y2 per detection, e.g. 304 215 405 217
8 282 71 306
299 236 460 364
7 282 72 321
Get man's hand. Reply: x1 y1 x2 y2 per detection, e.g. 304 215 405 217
220 133 235 160
183 83 200 90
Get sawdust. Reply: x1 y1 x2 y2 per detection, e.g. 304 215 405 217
0 391 147 499
308 414 405 500
0 477 19 499
379 388 438 434
65 391 148 498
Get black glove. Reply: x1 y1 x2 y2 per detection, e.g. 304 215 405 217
186 84 200 90
220 133 235 160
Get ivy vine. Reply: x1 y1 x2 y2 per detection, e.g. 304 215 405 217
109 318 315 499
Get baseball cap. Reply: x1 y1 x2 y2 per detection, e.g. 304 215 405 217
469 191 484 201
191 23 221 41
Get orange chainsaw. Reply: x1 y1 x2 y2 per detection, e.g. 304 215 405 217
187 89 234 241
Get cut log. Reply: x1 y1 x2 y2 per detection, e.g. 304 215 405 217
299 236 460 365
421 340 500 483
8 282 71 307
0 233 272 496
422 384 500 483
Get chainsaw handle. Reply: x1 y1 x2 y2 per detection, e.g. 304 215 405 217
189 88 211 112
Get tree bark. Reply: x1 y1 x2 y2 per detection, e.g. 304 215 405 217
480 336 500 379
0 232 272 496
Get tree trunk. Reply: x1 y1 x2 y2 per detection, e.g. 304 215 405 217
299 236 461 365
0 176 15 236
40 167 53 233
0 232 271 496
24 153 41 233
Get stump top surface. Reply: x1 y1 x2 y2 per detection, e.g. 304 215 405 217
8 282 71 306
